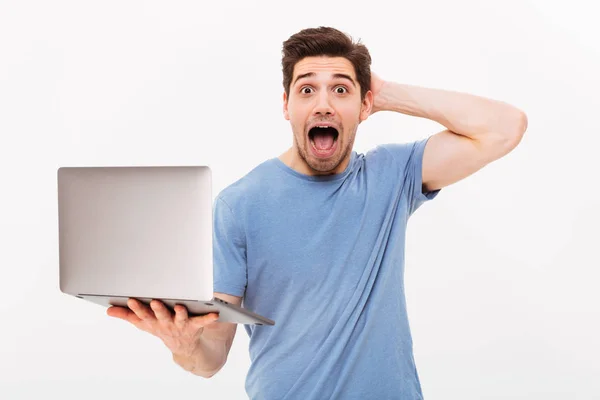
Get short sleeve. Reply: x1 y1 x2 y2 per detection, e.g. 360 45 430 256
212 196 247 297
379 137 441 215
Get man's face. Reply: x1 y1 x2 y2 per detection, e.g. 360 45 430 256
283 56 373 175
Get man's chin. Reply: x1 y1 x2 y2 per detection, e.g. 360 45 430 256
295 140 350 175
306 153 344 174
308 163 337 174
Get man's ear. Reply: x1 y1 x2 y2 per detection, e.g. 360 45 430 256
283 92 290 120
359 90 374 122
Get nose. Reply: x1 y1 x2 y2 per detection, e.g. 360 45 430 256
313 91 335 116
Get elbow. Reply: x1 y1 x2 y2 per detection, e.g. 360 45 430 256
503 110 528 151
514 110 528 138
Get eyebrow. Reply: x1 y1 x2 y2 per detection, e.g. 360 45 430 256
292 72 357 88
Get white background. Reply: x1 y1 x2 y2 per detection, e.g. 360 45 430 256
1 0 599 399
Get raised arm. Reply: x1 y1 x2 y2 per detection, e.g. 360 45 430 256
370 75 528 192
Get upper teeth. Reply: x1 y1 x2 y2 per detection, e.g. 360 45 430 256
317 125 329 128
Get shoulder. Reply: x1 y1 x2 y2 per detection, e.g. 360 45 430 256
365 140 427 165
361 140 426 175
215 158 276 212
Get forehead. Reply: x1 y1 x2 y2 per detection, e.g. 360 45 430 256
292 56 356 82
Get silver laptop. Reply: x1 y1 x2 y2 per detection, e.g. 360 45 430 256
57 165 274 326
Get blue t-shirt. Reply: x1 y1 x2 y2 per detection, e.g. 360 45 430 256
213 138 440 399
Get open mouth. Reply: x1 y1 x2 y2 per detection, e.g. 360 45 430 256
308 125 339 157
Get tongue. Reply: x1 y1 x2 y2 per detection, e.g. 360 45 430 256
313 131 335 150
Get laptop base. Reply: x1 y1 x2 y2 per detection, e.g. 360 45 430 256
75 293 275 326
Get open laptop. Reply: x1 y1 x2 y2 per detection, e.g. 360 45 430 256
57 165 274 326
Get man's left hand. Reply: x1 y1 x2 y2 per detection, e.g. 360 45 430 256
369 72 386 115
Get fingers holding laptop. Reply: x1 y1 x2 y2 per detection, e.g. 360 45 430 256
173 303 192 328
107 298 220 354
105 302 142 325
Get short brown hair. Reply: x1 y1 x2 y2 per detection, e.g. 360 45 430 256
281 27 372 100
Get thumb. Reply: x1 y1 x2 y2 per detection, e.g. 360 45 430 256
190 312 219 329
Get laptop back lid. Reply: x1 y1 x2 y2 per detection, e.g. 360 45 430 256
57 166 214 301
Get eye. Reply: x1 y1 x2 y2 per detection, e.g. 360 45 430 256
301 86 313 94
335 86 348 94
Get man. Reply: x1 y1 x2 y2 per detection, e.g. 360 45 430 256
107 26 527 399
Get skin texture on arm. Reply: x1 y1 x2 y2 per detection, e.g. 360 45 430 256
172 292 242 377
203 292 241 348
369 74 528 192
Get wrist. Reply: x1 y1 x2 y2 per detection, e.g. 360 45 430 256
172 349 197 372
171 337 204 371
377 81 430 118
172 336 226 377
